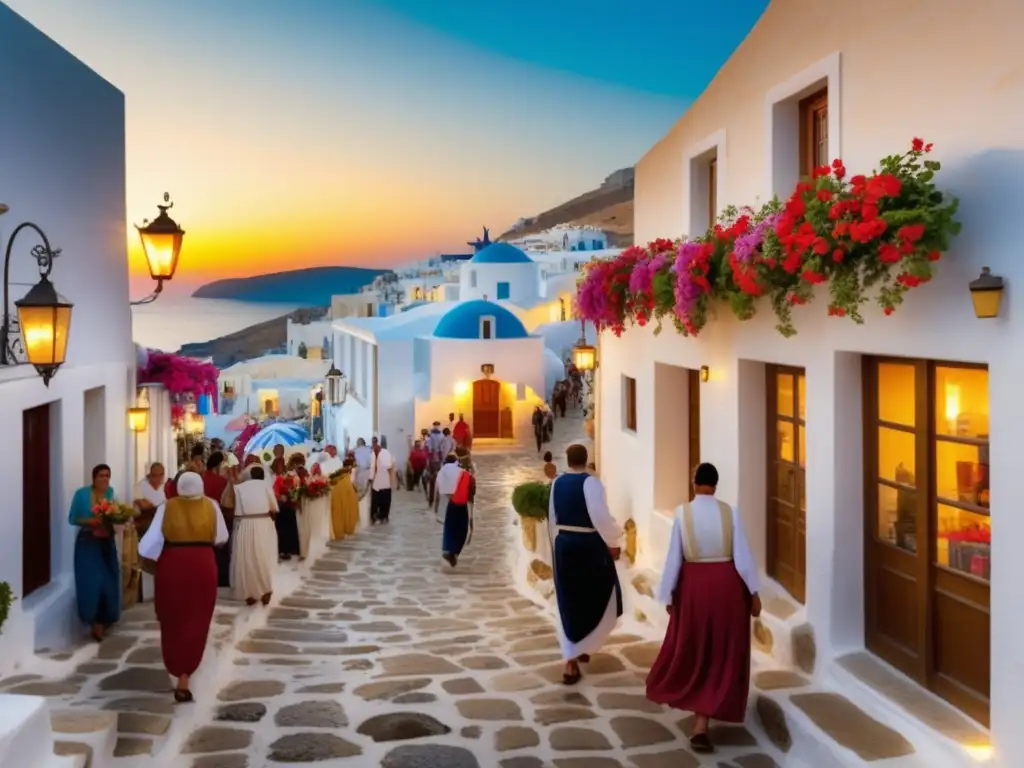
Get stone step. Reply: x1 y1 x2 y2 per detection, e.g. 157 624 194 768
49 709 118 768
53 740 92 768
827 653 990 766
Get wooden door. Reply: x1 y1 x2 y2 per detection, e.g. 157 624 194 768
688 368 701 501
864 357 990 725
23 404 51 598
766 365 806 603
472 379 501 438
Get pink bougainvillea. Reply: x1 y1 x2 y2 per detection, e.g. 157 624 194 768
138 350 220 425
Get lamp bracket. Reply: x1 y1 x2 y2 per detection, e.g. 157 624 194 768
130 278 166 306
1 220 61 369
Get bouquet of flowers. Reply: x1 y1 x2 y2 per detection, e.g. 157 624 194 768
303 474 331 499
89 499 137 536
273 471 302 504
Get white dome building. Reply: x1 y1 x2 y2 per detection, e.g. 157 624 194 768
459 242 541 304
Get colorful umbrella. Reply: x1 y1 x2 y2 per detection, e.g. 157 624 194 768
243 421 310 456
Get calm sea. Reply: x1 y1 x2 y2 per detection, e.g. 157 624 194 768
131 295 303 353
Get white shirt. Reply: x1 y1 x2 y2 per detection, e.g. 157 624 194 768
134 479 166 508
548 472 623 547
655 495 760 603
138 497 230 560
234 479 279 518
435 463 463 496
370 448 394 491
354 445 372 471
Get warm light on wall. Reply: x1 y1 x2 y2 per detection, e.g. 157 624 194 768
128 406 149 433
454 381 470 397
944 384 961 421
963 743 994 763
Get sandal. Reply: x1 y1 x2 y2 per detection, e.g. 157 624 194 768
561 663 582 686
173 689 194 704
689 732 713 753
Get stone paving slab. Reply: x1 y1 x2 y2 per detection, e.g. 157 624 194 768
166 413 783 767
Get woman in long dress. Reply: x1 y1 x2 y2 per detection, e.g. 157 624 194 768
290 453 313 560
231 466 279 606
353 451 373 530
645 462 761 753
330 458 359 539
138 472 228 702
272 451 301 561
69 464 122 641
438 454 474 567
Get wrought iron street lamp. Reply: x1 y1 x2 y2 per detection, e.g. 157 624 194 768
132 192 185 306
571 319 597 373
325 364 348 406
0 205 73 386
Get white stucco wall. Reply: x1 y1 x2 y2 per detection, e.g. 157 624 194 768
601 0 1024 753
286 319 332 357
460 262 541 304
0 4 132 662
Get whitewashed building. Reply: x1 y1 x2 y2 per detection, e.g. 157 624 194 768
0 4 136 664
328 242 601 465
594 0 1021 764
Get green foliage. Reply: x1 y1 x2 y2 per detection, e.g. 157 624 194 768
0 582 13 634
511 482 550 519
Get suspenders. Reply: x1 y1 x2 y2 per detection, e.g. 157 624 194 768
678 500 734 563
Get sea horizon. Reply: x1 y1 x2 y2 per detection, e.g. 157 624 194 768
131 294 305 354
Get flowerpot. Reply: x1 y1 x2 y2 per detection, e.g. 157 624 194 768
584 419 595 439
520 516 538 552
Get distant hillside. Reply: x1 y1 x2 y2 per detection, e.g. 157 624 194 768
498 168 634 247
178 307 328 368
193 266 387 304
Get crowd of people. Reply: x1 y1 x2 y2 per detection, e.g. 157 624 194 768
69 399 761 755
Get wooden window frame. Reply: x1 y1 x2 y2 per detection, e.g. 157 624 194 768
708 157 718 231
623 376 637 432
480 317 493 340
798 87 828 177
862 356 990 725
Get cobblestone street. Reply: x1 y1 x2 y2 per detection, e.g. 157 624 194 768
1 415 781 767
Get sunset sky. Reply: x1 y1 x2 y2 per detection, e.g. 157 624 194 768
6 0 768 287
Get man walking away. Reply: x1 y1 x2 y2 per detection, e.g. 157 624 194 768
549 443 623 686
369 437 395 524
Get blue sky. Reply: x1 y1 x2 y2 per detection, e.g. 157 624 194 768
4 0 769 279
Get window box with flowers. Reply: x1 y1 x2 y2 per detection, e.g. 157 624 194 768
574 139 961 338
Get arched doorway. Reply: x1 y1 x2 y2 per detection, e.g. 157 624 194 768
473 378 501 438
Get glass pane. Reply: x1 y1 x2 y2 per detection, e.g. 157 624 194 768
798 425 806 469
777 420 795 463
878 427 916 485
936 439 990 509
797 375 806 421
935 366 989 438
776 373 794 417
878 483 917 553
936 503 990 581
877 363 916 427
775 463 795 502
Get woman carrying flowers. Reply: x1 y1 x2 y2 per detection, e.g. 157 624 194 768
69 464 132 641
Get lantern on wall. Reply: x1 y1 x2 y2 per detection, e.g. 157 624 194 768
128 406 150 433
969 267 1004 319
571 319 597 373
325 364 348 405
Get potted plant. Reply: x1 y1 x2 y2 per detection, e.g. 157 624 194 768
511 482 550 552
0 582 13 635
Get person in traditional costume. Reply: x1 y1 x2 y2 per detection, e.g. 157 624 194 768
330 457 360 539
457 449 477 521
133 463 166 603
69 464 122 641
230 465 279 606
138 472 228 702
202 452 234 587
645 462 761 754
289 452 313 559
166 445 205 499
437 454 474 566
368 437 395 525
549 443 622 685
452 413 472 450
272 447 301 560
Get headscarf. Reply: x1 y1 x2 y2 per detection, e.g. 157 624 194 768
177 472 204 499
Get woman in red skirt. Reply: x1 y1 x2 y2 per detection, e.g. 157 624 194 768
645 463 762 754
138 472 228 702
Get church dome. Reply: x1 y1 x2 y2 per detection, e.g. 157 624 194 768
433 300 529 340
470 242 533 264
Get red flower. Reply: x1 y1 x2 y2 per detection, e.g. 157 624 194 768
928 250 941 262
897 224 925 243
878 244 901 264
832 248 845 263
816 189 833 203
827 306 846 317
802 271 826 285
812 237 830 255
912 138 925 152
884 306 894 316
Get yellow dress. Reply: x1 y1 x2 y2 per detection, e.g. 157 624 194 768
331 470 359 539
